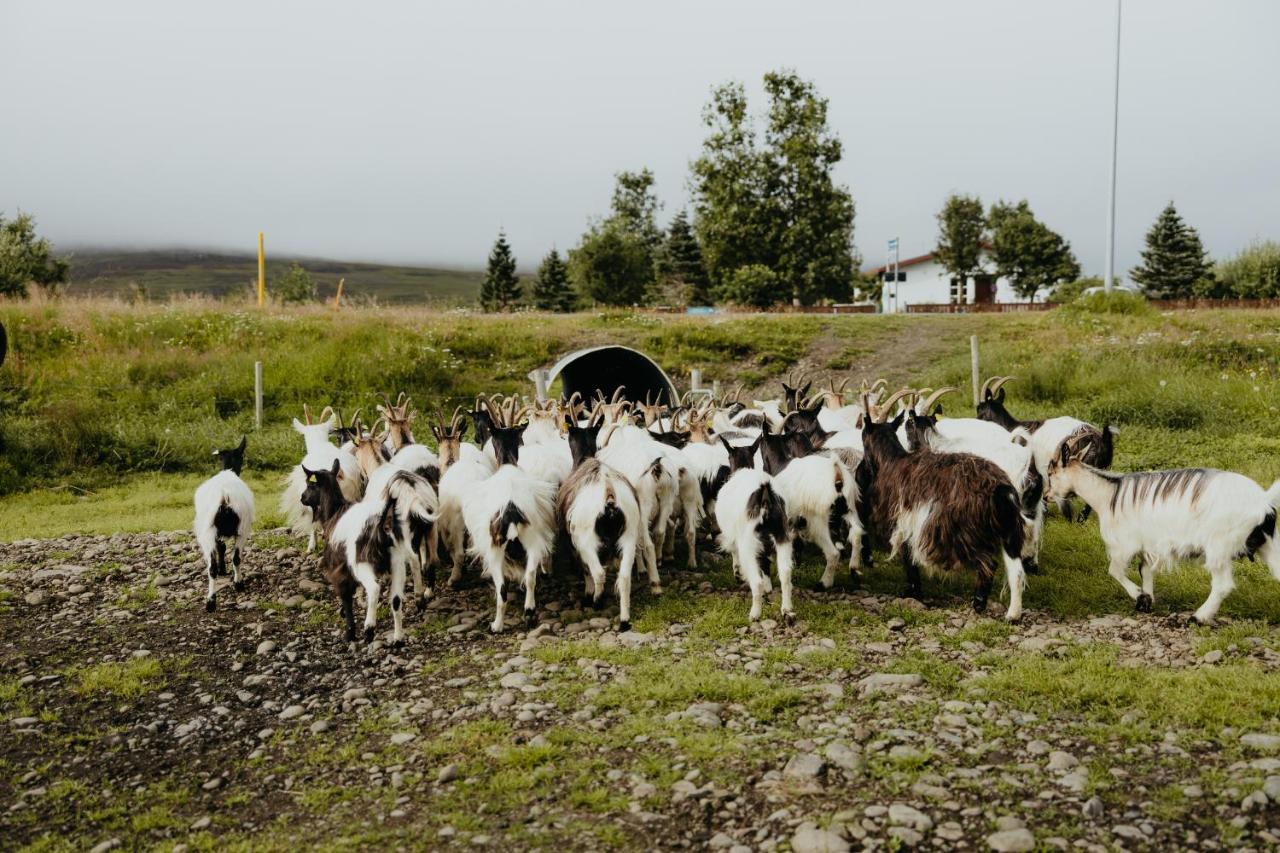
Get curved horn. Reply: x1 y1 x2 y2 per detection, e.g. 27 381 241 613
990 376 1015 395
449 405 466 434
979 376 997 399
610 386 626 405
861 391 875 423
302 403 313 425
318 406 335 425
876 388 914 417
919 386 959 415
867 378 888 398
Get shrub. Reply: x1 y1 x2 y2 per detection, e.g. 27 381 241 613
1215 241 1280 299
274 263 316 304
1064 290 1151 316
719 264 781 309
1048 277 1099 304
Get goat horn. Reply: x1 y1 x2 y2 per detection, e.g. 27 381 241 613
610 386 626 404
396 392 408 409
919 386 959 415
449 405 466 435
318 406 335 425
302 403 312 425
861 391 876 423
979 376 997 398
877 388 913 417
990 376 1015 394
867 378 888 398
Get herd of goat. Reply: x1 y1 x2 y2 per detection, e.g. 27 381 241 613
193 373 1280 644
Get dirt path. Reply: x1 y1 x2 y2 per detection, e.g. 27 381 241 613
4 530 1280 850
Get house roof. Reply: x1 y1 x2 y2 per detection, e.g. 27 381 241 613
865 243 995 276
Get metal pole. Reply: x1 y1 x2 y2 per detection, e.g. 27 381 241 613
969 336 980 407
254 361 263 430
1103 0 1122 294
257 232 266 307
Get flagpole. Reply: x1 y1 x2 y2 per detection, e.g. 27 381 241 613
1103 0 1122 293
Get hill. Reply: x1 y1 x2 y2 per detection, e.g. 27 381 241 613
62 248 484 304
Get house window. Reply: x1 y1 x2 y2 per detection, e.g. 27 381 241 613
949 278 964 304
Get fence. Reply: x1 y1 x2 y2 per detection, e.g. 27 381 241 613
647 303 877 315
905 302 1057 314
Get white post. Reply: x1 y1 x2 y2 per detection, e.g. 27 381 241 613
1103 0 1122 294
254 361 263 430
690 369 702 392
712 380 721 400
969 336 980 407
533 369 549 402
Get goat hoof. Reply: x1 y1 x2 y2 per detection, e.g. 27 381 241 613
649 584 663 596
363 626 375 642
1023 559 1041 576
344 630 356 643
580 593 594 609
205 597 216 612
417 594 429 610
524 609 538 629
619 620 632 633
1187 614 1203 627
1135 593 1153 613
811 580 832 593
234 580 246 592
971 598 989 615
390 638 405 649
782 611 796 626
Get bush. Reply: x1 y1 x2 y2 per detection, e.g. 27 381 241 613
1215 241 1280 299
274 263 316 304
1048 277 1099 304
720 264 781 309
1063 290 1151 316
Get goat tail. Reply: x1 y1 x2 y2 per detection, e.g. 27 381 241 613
748 482 788 547
280 466 311 536
993 482 1025 560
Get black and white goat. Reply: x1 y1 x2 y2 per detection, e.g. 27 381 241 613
193 437 255 612
714 438 795 622
557 410 644 631
377 393 442 488
462 403 558 632
859 403 1027 620
1047 449 1280 624
280 405 363 552
975 376 1115 521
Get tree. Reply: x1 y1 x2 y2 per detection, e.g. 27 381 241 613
568 221 652 306
479 230 522 312
655 210 711 305
987 200 1081 301
934 194 987 298
1214 240 1280 299
610 169 663 253
720 264 781 309
1129 203 1213 298
0 212 69 297
275 262 316 304
531 248 575 312
691 71 857 306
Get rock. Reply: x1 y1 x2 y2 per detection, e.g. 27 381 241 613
201 777 223 790
256 640 277 656
1264 776 1280 802
190 816 211 830
888 827 923 847
1202 649 1223 664
1056 770 1087 793
24 591 45 606
987 828 1035 852
825 742 864 775
1241 733 1280 752
888 745 927 763
309 720 330 734
1082 796 1104 820
1112 825 1145 841
888 803 932 832
278 705 305 720
994 817 1024 832
10 717 39 728
790 822 850 853
390 732 416 745
89 841 121 853
437 763 459 784
499 672 528 689
784 753 827 781
708 832 735 849
1047 750 1078 771
1026 740 1051 756
858 673 923 696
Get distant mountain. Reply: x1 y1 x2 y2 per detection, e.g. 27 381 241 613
63 248 483 304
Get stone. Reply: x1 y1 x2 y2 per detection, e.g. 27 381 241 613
790 822 850 853
1241 733 1280 752
437 763 459 784
190 816 211 830
708 832 735 849
1112 825 1145 841
1082 797 1104 820
1047 750 1078 771
89 841 121 853
1264 776 1280 802
825 742 864 775
858 673 923 696
888 827 923 847
24 591 46 606
987 828 1035 852
784 753 827 781
278 705 305 720
256 640 277 656
390 732 416 745
499 672 529 689
201 777 223 790
1202 649 1223 664
888 803 932 832
309 720 330 734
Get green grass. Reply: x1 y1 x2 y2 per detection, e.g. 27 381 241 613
67 657 168 699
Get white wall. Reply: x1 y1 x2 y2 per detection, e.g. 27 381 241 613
878 250 1022 313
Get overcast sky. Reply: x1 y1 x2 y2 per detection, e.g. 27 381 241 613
3 1 1277 276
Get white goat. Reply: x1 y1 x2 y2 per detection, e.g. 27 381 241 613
194 437 255 612
714 441 795 622
1047 449 1280 624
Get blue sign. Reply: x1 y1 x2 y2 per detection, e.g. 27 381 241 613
687 306 718 316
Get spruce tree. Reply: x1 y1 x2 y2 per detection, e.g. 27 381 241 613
479 230 522 311
660 210 712 304
1130 202 1213 298
531 248 575 312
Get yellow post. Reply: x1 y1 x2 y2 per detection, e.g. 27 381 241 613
334 277 345 308
257 232 265 307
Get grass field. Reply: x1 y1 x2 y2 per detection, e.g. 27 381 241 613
62 248 484 304
5 297 1280 849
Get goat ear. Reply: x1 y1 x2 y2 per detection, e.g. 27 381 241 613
292 418 306 434
237 436 247 452
719 436 733 454
457 417 469 439
1059 443 1070 466
934 404 943 416
995 387 1005 403
890 411 905 429
331 459 341 476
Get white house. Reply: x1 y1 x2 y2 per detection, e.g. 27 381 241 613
869 247 1026 314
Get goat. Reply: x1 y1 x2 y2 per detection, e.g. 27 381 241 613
904 388 1046 574
462 402 558 632
193 437 255 612
976 376 1115 521
714 437 796 622
859 402 1027 621
597 417 676 584
558 410 644 630
436 409 497 587
377 393 442 488
280 405 363 552
1047 448 1280 624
